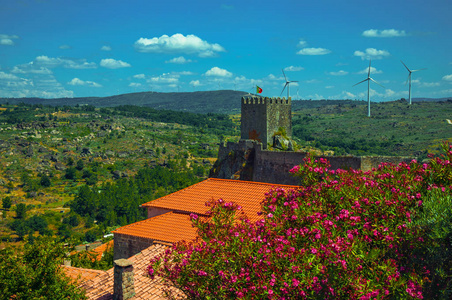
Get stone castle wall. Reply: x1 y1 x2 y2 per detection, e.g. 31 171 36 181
241 97 292 148
211 140 414 185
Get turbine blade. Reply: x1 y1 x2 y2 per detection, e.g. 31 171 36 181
405 73 411 86
280 83 288 96
282 69 288 82
289 80 299 83
412 68 427 72
370 78 385 88
400 60 411 72
368 60 372 77
353 78 368 87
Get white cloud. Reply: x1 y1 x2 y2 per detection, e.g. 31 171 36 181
12 64 53 75
0 71 74 98
305 79 320 84
356 88 399 100
362 29 407 38
266 74 283 81
35 56 97 69
59 44 71 49
67 78 102 87
101 45 112 51
165 56 193 64
284 66 304 71
421 82 440 87
297 48 331 55
100 58 131 69
148 73 179 84
134 33 226 57
129 82 142 87
297 40 307 48
205 67 232 77
0 34 19 46
234 75 263 87
358 66 383 74
325 86 334 89
133 74 146 79
442 74 452 81
354 48 390 60
343 91 356 98
172 71 194 76
0 71 21 80
306 93 324 100
329 70 348 76
190 80 201 87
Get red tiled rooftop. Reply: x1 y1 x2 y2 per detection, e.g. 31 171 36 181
141 178 299 221
80 243 185 299
91 240 114 261
112 212 197 244
62 265 107 284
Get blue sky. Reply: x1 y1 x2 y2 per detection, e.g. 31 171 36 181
1 0 451 101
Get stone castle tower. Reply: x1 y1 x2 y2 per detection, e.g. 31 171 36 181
240 96 292 149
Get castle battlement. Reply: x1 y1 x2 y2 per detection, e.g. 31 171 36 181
241 96 291 105
240 96 292 148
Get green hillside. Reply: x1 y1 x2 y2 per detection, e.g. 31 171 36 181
292 99 452 159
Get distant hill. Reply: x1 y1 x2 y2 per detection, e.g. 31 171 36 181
0 90 246 114
1 91 450 114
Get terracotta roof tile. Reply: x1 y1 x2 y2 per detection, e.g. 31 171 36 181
81 243 185 299
112 212 197 244
91 240 114 261
62 265 107 284
142 178 299 222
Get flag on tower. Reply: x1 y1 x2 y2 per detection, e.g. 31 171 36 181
256 86 263 94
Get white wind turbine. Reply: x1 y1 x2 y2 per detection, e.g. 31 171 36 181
280 69 298 99
353 60 384 117
401 60 426 105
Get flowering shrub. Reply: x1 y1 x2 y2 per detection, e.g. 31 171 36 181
149 142 452 299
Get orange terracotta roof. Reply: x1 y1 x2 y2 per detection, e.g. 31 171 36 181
91 240 114 261
81 243 185 300
112 212 197 244
62 265 107 284
141 178 299 222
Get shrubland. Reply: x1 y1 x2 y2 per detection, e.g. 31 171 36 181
150 142 452 299
0 102 237 246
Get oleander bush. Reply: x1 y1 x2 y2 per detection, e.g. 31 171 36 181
149 142 452 299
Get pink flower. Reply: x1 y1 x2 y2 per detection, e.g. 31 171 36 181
289 165 300 174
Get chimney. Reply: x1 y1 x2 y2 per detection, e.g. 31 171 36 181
113 259 135 300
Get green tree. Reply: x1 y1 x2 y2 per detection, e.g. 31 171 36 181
9 219 29 240
65 167 77 180
67 157 74 166
76 159 85 171
40 173 51 187
2 196 12 210
0 237 87 299
16 203 27 219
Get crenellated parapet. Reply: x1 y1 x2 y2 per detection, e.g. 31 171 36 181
240 96 292 148
241 96 291 105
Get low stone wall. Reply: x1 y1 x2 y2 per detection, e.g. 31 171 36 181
211 140 416 185
113 233 154 260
